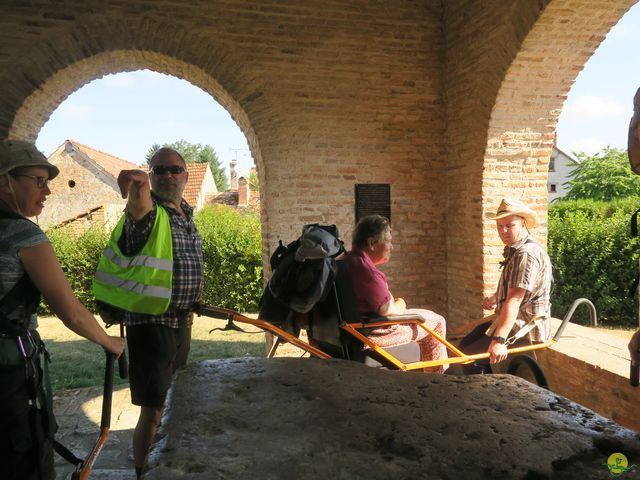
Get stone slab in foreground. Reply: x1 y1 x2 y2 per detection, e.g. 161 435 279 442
145 358 640 479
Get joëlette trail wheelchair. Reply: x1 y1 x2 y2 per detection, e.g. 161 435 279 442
195 260 597 389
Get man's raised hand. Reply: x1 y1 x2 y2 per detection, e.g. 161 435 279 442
118 169 152 220
117 169 149 200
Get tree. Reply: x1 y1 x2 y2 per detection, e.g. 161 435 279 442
146 143 161 162
146 140 229 191
563 147 640 201
249 170 259 191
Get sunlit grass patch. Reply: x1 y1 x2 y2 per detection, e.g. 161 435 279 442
38 315 267 392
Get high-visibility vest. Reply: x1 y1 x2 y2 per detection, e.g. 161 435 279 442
93 206 173 314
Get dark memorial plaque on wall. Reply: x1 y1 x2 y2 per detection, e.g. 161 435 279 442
355 184 391 223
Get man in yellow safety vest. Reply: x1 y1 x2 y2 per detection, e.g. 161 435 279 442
94 147 203 478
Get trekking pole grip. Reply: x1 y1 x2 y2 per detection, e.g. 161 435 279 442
118 322 128 379
118 351 128 380
101 353 115 429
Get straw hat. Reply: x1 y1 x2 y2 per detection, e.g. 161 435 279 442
486 198 536 227
0 139 59 179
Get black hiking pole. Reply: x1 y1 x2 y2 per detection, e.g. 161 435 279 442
71 349 127 479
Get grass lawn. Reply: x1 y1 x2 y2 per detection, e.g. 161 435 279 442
37 314 267 393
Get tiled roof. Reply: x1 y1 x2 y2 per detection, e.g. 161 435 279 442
65 139 140 178
50 140 212 208
183 163 209 206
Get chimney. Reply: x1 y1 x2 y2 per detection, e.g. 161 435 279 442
230 160 238 190
238 175 250 207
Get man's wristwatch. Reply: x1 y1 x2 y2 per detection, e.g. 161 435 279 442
490 336 507 344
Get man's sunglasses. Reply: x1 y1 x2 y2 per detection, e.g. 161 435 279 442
150 165 186 175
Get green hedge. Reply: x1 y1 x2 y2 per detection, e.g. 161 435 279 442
194 205 263 312
548 197 640 327
43 204 263 315
44 199 640 327
42 226 109 314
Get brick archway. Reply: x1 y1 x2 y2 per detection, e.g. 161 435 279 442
481 0 636 304
5 41 270 262
9 50 261 170
442 0 636 327
7 48 264 190
0 5 449 308
1 2 637 324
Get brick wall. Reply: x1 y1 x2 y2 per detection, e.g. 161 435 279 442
537 348 640 432
0 0 636 328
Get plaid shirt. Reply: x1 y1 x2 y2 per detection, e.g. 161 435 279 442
495 235 553 342
118 194 203 328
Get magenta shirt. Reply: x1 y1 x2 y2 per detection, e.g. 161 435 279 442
340 246 391 315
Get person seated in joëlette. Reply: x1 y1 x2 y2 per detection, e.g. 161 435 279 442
340 214 448 373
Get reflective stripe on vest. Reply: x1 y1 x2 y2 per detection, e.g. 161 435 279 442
93 206 173 314
100 246 173 271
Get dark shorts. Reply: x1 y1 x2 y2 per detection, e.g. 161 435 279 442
127 323 191 408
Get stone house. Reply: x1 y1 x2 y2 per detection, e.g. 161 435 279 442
41 139 217 231
40 139 138 229
182 162 219 211
548 146 580 203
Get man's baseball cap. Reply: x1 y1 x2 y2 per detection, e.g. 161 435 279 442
0 139 59 179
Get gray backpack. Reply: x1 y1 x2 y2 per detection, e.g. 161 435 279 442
267 224 345 314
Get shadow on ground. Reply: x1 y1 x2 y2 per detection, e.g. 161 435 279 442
50 337 267 479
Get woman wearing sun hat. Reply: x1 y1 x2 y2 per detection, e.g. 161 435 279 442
0 139 124 480
458 198 553 374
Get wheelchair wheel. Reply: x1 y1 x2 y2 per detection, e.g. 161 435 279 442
506 355 549 389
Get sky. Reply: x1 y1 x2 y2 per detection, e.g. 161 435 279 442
36 70 254 175
35 2 640 172
555 1 640 157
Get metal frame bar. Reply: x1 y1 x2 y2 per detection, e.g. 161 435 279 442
196 305 331 360
72 353 117 480
196 297 578 372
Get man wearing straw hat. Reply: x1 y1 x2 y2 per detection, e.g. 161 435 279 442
459 198 553 374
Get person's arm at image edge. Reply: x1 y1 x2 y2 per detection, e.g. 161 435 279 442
21 242 124 355
629 87 640 174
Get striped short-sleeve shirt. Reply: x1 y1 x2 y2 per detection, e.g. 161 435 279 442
495 235 553 342
0 214 49 328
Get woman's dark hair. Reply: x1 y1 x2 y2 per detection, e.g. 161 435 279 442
352 214 390 248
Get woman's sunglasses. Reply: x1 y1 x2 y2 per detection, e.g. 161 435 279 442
150 165 186 175
10 173 50 189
